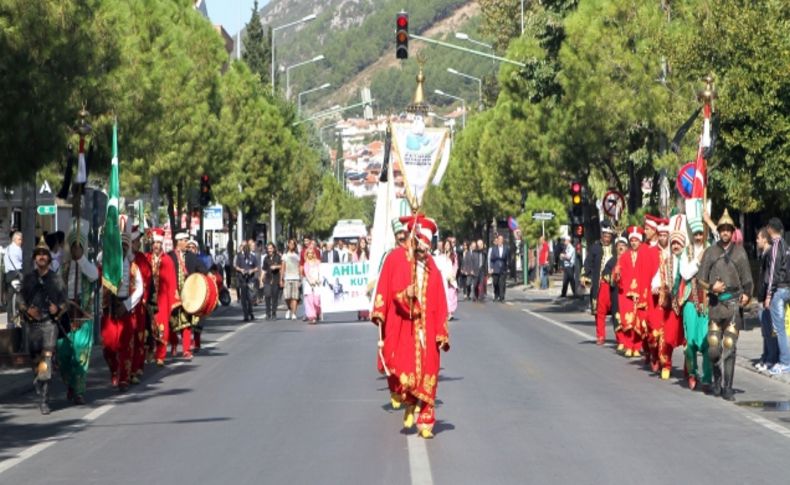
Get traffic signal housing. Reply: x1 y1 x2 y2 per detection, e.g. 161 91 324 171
396 13 409 59
570 181 584 239
199 174 211 207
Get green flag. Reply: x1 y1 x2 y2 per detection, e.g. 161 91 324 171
102 120 122 294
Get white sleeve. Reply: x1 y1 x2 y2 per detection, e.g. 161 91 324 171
651 268 662 292
125 266 144 311
679 255 699 280
77 256 99 282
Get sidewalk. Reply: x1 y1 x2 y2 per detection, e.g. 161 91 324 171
509 280 790 387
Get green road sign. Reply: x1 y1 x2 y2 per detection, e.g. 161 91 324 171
37 205 56 215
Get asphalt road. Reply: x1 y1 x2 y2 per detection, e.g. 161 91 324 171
2 296 790 485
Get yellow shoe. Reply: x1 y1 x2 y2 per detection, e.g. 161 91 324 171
391 397 402 410
403 405 416 429
616 344 625 354
624 349 633 358
632 351 642 359
661 368 670 380
419 428 434 439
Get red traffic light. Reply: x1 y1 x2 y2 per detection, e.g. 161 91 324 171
571 181 581 194
201 174 209 183
396 13 409 60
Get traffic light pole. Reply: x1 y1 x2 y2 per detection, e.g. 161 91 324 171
411 34 526 67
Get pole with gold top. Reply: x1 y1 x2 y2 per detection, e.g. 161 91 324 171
694 75 716 237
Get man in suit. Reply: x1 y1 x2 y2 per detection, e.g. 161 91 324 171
321 241 341 263
488 234 510 302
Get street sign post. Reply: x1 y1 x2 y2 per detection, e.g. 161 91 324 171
531 211 555 237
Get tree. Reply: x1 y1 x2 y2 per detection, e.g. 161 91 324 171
0 0 119 186
242 0 271 86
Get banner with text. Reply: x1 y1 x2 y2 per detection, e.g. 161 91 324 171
319 262 371 313
392 119 449 208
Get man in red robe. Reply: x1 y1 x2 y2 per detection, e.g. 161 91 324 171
644 219 669 372
614 226 652 358
372 215 449 439
101 233 143 391
146 228 178 366
130 228 152 383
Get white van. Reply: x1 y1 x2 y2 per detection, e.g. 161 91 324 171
331 219 367 242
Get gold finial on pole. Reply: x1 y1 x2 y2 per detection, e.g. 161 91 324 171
697 74 717 112
406 54 430 116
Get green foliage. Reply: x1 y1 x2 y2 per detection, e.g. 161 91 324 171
242 0 271 85
517 194 568 242
306 175 373 238
0 0 119 186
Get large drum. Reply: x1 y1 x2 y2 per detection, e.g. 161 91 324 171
181 273 219 317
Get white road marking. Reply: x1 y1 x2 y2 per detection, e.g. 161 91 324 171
82 404 114 422
408 434 434 485
521 308 592 340
743 412 790 439
0 315 257 476
521 304 790 440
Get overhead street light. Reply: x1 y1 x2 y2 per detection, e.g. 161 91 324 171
283 54 325 100
455 32 494 66
434 89 466 129
298 83 332 115
447 67 483 111
271 13 318 93
269 13 317 246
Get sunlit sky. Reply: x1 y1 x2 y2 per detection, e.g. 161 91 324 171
207 0 266 37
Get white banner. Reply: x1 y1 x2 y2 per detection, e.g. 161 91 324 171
392 119 449 208
319 262 371 313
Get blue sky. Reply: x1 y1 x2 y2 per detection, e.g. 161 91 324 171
207 0 266 37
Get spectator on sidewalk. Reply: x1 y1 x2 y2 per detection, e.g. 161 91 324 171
538 236 551 289
560 235 577 298
3 231 23 318
764 218 790 375
755 227 779 372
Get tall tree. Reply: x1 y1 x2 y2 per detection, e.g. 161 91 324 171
242 0 271 85
0 0 118 186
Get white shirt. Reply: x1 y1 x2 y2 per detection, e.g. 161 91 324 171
3 242 22 273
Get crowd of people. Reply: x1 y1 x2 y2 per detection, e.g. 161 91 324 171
8 220 222 414
228 235 371 324
581 209 790 401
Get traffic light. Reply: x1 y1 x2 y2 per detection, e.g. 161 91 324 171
570 181 584 239
395 13 409 59
199 174 211 207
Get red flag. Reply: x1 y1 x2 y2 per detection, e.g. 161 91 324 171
691 104 711 199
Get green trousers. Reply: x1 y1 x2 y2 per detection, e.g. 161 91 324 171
683 302 711 384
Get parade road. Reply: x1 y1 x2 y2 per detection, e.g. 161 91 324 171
2 297 790 485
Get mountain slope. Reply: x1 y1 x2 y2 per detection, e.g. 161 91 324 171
244 0 478 112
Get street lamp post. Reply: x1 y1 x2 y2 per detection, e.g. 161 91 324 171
297 83 332 115
447 67 483 111
269 13 316 245
271 14 317 92
455 31 495 66
284 54 325 100
434 89 466 129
